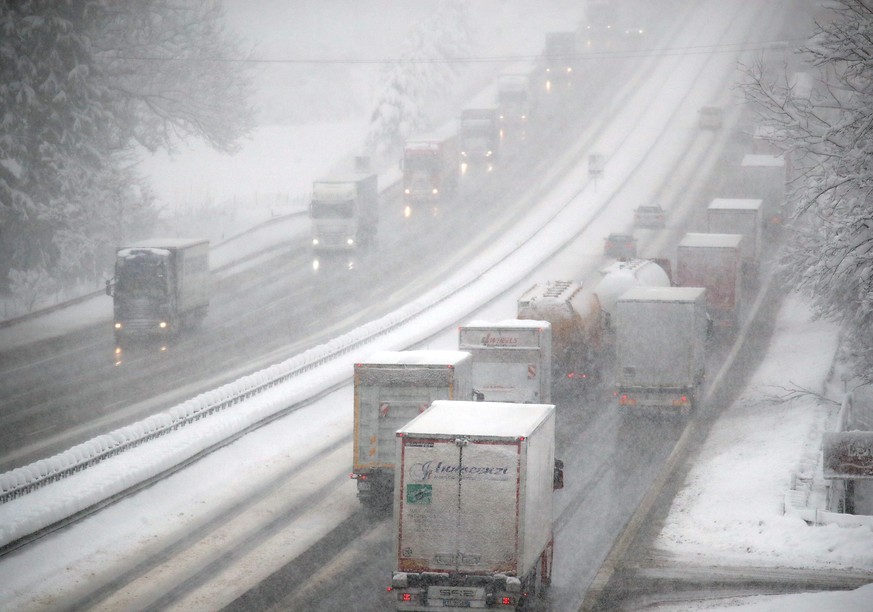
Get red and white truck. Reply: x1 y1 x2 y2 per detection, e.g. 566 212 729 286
458 320 552 404
676 233 743 332
390 400 562 611
352 351 474 509
706 198 763 280
402 128 459 218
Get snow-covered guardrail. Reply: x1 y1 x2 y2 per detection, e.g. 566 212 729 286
783 392 873 528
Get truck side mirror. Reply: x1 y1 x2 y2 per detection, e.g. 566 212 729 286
105 279 113 297
553 459 564 490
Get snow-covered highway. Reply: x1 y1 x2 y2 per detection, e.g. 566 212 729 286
2 1 871 611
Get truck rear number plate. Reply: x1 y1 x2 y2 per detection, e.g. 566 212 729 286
428 586 486 607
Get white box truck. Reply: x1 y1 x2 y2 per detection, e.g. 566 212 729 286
107 238 210 348
615 286 708 414
458 319 552 404
309 173 378 252
352 351 474 509
497 62 537 126
390 400 562 611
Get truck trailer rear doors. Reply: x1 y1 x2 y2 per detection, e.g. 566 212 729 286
397 437 520 576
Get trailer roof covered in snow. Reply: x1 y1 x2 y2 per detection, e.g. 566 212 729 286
679 233 744 249
619 286 705 303
119 237 208 251
361 350 470 367
399 400 554 438
461 319 550 330
708 198 763 211
741 154 785 167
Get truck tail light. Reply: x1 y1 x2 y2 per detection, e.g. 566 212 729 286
619 394 636 406
673 395 690 406
501 596 514 605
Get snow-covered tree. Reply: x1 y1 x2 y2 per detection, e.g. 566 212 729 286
0 0 253 292
365 1 471 162
742 0 873 381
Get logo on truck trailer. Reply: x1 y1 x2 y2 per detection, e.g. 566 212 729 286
410 460 511 481
480 333 520 347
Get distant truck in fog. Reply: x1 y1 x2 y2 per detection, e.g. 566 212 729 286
459 107 500 171
402 129 458 216
390 400 562 611
615 286 707 414
677 233 743 332
106 238 210 349
542 32 578 91
309 173 378 253
352 350 474 510
458 319 552 404
497 62 537 126
707 198 763 280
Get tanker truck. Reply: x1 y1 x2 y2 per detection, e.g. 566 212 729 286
517 280 602 393
516 262 671 396
592 259 672 336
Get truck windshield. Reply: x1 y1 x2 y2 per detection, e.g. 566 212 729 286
404 155 435 172
116 258 167 297
462 121 494 137
499 91 528 105
310 200 355 219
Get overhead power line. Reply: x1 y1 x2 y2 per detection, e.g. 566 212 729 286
113 37 808 65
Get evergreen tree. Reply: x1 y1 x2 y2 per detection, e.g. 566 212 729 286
0 0 253 293
364 1 471 162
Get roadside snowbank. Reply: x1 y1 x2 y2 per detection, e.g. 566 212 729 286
654 295 873 609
